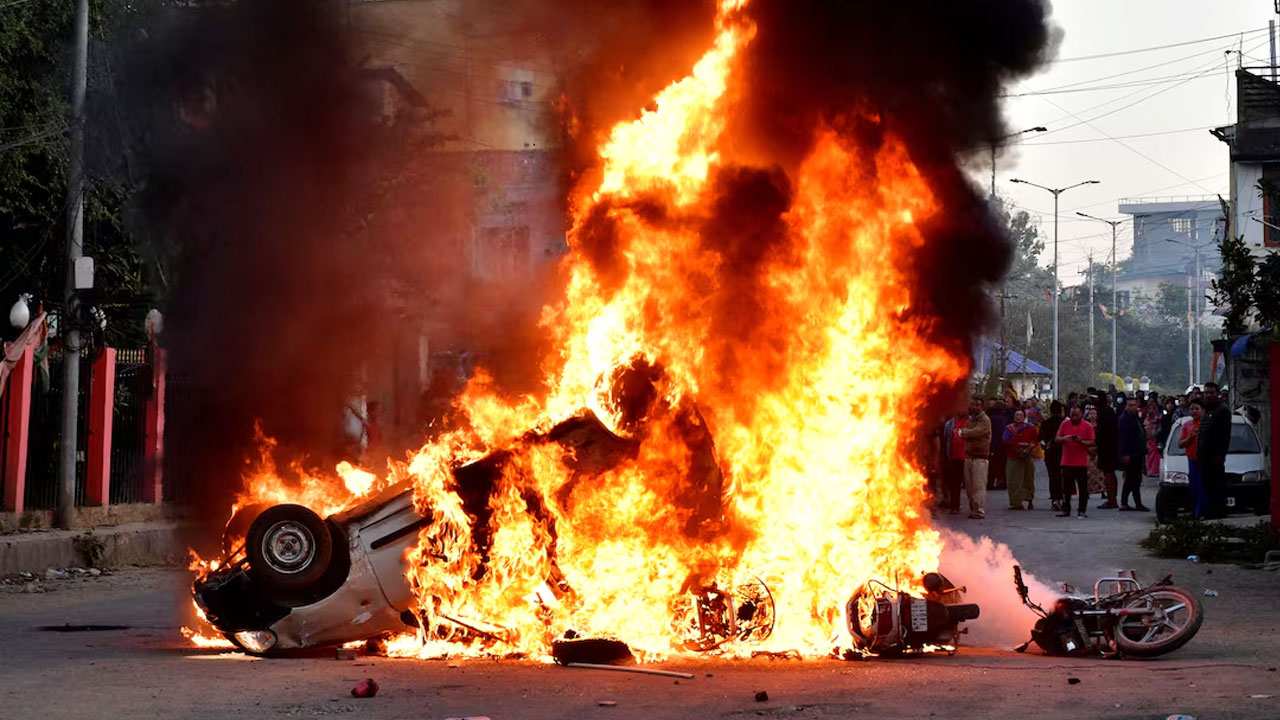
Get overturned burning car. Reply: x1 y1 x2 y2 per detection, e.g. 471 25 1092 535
193 399 979 657
194 404 794 656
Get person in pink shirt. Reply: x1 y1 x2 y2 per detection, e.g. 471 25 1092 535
1055 405 1096 518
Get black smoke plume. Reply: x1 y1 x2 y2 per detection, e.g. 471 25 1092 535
730 0 1058 363
130 1 381 538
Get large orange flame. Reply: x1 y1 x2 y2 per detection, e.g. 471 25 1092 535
394 0 968 659
194 0 973 660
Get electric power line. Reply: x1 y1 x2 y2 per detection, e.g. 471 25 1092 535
1021 126 1211 146
1030 36 1273 139
1050 27 1268 64
1008 38 1250 97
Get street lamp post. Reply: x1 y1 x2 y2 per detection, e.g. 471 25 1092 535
989 127 1048 198
1165 237 1213 386
1076 213 1129 386
1010 178 1101 400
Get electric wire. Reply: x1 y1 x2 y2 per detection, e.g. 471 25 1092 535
1051 27 1268 64
1009 39 1249 97
1034 94 1217 195
1029 36 1273 140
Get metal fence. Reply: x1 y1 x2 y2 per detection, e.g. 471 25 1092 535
24 350 89 510
110 348 149 504
4 348 156 511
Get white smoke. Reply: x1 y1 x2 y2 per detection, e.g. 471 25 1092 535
937 529 1061 650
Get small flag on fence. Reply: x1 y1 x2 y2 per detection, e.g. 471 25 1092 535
1099 303 1111 320
1044 288 1053 301
1026 309 1033 346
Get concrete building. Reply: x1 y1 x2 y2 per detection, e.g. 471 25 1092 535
1212 67 1280 259
338 0 571 443
1115 197 1221 316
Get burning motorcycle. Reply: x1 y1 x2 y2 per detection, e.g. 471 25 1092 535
846 572 980 656
1012 565 1203 658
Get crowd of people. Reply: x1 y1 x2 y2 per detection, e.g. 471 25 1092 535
932 383 1235 521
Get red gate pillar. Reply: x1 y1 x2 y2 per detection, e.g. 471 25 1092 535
85 348 116 507
1271 342 1279 532
3 345 34 514
142 347 165 503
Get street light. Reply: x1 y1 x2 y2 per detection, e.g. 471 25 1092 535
989 127 1048 198
1165 236 1215 386
1010 177 1101 400
1076 212 1130 386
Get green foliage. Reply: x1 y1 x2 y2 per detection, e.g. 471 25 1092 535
0 0 165 344
1212 233 1257 336
992 193 1213 394
1156 282 1188 324
1142 518 1280 564
1254 251 1280 331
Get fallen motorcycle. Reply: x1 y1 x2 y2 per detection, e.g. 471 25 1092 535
1012 565 1203 658
846 572 980 656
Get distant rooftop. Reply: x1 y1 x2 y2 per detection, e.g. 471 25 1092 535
1117 195 1218 206
1118 196 1222 215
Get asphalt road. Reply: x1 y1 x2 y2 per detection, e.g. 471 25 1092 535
1 470 1277 720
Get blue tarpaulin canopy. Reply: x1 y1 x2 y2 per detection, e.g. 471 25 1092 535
975 342 1051 376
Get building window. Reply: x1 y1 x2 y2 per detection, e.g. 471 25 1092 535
1263 165 1280 248
1170 217 1192 233
479 226 530 278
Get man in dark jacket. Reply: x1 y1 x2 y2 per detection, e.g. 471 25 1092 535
987 397 1010 490
1040 401 1065 512
1093 391 1120 509
1117 397 1150 511
1197 382 1233 518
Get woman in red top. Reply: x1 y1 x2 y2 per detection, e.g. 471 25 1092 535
1003 409 1039 510
1179 399 1206 518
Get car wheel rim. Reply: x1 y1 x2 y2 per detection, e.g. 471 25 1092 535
261 521 314 574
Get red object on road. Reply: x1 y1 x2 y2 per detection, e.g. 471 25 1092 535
351 678 379 698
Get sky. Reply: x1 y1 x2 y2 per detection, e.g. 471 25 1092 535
991 0 1277 284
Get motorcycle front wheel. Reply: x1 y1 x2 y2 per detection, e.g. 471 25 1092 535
1113 586 1204 658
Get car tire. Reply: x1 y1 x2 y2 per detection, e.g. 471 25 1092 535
246 505 333 606
1154 489 1177 524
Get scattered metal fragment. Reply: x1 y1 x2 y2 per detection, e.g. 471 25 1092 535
564 662 694 679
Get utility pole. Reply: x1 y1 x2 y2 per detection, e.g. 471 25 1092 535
989 127 1046 397
1271 19 1277 83
1187 243 1198 384
1012 177 1101 399
1165 236 1212 388
1076 212 1127 387
1085 250 1095 370
989 126 1049 199
1182 270 1192 386
58 0 89 529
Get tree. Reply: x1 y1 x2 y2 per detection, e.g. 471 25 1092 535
0 0 165 348
1211 233 1257 336
990 195 1216 396
1254 251 1280 331
1156 282 1188 324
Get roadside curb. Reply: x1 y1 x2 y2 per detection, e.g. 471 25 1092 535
0 521 185 575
